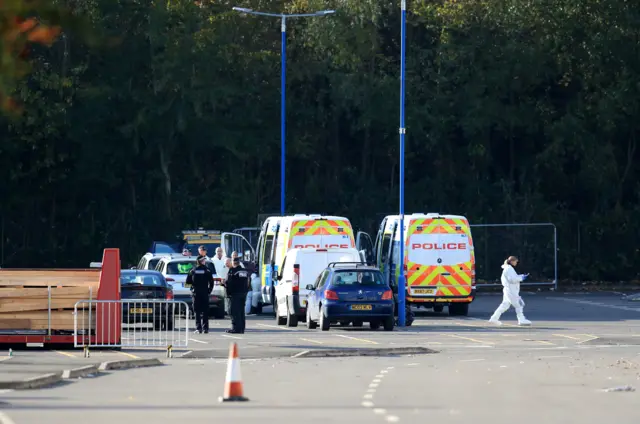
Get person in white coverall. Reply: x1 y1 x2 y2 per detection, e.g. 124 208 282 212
489 256 532 326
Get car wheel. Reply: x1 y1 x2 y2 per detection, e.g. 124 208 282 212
319 307 330 331
286 299 298 327
433 305 444 313
383 315 394 331
352 320 363 327
306 308 317 329
449 303 469 316
369 320 381 330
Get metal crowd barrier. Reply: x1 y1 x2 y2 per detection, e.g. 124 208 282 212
74 300 190 355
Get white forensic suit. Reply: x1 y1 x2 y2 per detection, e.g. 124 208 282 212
245 273 262 314
489 264 532 326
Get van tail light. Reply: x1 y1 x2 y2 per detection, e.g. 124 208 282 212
166 278 175 282
324 289 339 300
381 290 392 300
292 264 300 293
166 289 174 300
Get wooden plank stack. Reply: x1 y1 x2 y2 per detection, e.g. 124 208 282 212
0 270 100 331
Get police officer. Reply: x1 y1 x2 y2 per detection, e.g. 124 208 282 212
224 257 250 334
186 256 214 334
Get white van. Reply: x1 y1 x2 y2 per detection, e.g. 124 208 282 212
274 247 362 326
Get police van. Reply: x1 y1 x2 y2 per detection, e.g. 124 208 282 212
221 214 372 314
364 213 476 316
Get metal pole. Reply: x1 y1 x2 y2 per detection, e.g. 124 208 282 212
280 16 286 217
553 224 558 291
397 0 407 327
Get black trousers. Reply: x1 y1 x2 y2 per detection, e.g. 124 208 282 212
228 294 247 332
193 296 209 332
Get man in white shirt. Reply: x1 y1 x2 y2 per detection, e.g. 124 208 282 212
212 247 228 279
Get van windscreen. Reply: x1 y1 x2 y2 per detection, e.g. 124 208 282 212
407 233 470 266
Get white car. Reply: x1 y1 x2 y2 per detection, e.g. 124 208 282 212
135 252 175 270
154 256 227 319
274 247 362 327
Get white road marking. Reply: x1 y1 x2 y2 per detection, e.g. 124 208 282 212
447 334 494 345
538 355 571 359
373 408 387 415
299 338 323 344
406 363 419 366
180 351 193 357
0 411 16 424
291 350 310 358
386 416 400 422
189 338 208 344
552 334 582 341
363 393 374 399
549 297 640 312
375 374 385 378
460 358 485 362
0 357 12 362
372 379 381 383
369 383 379 388
362 401 374 407
335 334 378 344
257 323 294 330
221 334 243 340
380 370 389 374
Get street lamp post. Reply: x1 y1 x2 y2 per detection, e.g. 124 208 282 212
397 0 407 327
232 7 335 216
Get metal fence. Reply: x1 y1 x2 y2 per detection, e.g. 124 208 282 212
74 300 190 352
470 223 557 289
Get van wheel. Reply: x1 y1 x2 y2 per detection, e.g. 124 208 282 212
306 308 317 329
286 299 298 327
433 305 444 313
320 308 330 331
449 303 469 316
369 320 381 330
383 316 394 331
275 302 286 325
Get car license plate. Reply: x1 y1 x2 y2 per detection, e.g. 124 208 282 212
130 308 152 314
351 305 372 311
413 288 436 295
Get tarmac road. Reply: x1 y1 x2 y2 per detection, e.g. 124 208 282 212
1 292 640 423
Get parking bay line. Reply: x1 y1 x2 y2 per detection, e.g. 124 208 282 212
552 334 583 341
189 338 208 344
300 338 323 345
446 334 494 345
113 350 141 359
54 350 77 358
335 334 379 345
221 334 243 340
257 323 294 330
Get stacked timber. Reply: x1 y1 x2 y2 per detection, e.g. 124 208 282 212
0 270 100 331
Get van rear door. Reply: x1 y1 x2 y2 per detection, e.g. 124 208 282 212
407 229 472 297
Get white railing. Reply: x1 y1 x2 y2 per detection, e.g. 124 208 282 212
74 300 190 354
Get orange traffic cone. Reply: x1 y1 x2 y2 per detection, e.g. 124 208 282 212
218 342 249 402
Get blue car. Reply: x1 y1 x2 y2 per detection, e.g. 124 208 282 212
306 263 395 331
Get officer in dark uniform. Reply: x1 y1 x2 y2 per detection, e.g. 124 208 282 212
186 256 214 333
224 257 250 334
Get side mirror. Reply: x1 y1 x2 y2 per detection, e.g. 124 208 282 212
306 284 314 291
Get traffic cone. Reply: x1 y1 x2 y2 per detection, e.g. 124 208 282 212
218 342 249 402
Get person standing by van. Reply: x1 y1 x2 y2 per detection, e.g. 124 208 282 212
212 247 228 279
224 257 250 334
489 256 532 326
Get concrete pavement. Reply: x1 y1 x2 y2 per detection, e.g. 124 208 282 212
1 292 640 423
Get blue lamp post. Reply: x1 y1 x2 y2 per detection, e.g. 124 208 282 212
232 7 336 216
397 0 407 326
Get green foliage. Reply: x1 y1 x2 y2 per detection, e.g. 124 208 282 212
0 0 639 281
